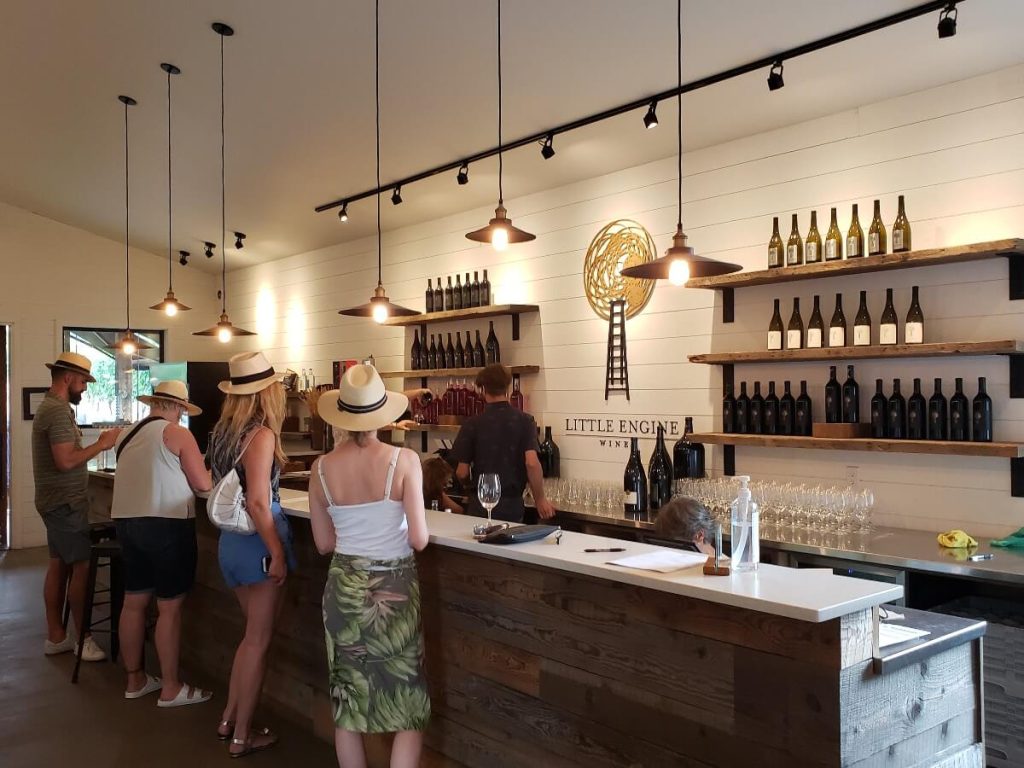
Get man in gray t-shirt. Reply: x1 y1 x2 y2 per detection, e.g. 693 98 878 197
32 353 120 660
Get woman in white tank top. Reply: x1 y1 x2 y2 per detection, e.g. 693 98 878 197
309 365 430 768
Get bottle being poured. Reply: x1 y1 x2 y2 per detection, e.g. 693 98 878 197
729 475 760 573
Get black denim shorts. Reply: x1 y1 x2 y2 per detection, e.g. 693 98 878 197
114 517 197 600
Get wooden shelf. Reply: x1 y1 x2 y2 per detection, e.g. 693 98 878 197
380 364 540 379
689 340 1024 365
382 304 539 328
692 432 1024 459
685 239 1024 291
403 424 461 434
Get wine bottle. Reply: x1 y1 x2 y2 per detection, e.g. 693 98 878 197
411 329 422 370
445 333 456 369
434 277 444 312
973 377 992 442
764 382 780 435
870 379 887 438
444 276 454 311
787 298 804 350
735 382 750 435
673 417 706 479
907 378 926 440
778 381 796 436
824 207 843 261
648 425 673 512
847 203 864 259
427 334 438 369
481 269 492 305
905 285 924 344
887 378 907 439
749 382 765 435
465 331 474 367
452 274 463 310
829 293 847 347
892 195 912 253
485 321 500 364
795 380 813 436
786 213 803 267
425 279 434 313
722 384 736 433
510 373 525 411
825 365 841 424
928 378 948 441
879 288 898 346
767 298 784 351
540 426 561 477
454 332 466 368
623 437 648 518
462 273 472 308
470 271 481 307
805 211 822 265
853 290 871 347
768 216 784 269
950 377 969 441
806 295 824 348
868 199 887 256
842 365 860 424
473 330 486 367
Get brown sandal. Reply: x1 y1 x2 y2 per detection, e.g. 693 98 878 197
228 728 277 759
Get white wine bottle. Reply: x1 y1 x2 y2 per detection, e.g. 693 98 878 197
829 293 847 347
805 211 822 265
905 285 924 344
892 195 912 252
868 199 887 256
879 288 898 345
824 208 843 261
806 295 824 348
768 217 783 269
786 214 803 267
767 299 783 351
847 204 864 259
853 290 872 346
787 298 803 350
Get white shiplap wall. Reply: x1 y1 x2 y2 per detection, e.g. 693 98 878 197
229 64 1024 536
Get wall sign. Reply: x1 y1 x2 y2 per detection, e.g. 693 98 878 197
583 219 656 321
565 416 681 449
22 387 49 420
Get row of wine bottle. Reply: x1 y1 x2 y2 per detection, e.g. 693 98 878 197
768 287 924 350
622 419 707 517
413 376 526 423
410 321 501 370
537 426 561 478
425 270 492 313
723 381 814 436
768 196 912 269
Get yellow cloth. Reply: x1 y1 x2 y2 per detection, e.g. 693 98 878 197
937 529 978 549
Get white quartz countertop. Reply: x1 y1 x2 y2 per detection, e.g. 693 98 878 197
278 491 902 623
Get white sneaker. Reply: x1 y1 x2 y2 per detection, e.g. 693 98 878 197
43 636 75 656
78 636 107 662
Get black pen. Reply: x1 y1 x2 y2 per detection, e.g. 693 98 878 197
584 547 626 553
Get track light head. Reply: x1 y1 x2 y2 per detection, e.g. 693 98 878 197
767 60 785 91
938 3 957 38
338 202 349 222
457 163 469 185
391 186 403 205
204 242 215 258
178 250 190 266
540 133 555 160
234 231 246 249
643 100 659 129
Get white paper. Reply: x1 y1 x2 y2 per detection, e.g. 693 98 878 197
878 623 929 648
608 550 709 573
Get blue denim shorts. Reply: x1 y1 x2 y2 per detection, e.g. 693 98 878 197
218 503 296 589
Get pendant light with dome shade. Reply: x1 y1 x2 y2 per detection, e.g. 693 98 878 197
338 0 419 324
620 0 741 285
464 0 535 251
150 62 191 316
194 22 255 343
109 95 152 356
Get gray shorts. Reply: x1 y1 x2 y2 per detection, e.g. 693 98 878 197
40 503 91 564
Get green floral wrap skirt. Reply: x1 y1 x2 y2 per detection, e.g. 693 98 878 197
322 553 431 733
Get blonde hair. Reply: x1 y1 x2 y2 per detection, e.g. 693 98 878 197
344 430 375 447
212 381 288 465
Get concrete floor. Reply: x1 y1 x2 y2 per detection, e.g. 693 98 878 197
0 547 439 768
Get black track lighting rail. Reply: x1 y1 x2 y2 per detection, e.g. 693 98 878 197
314 0 961 215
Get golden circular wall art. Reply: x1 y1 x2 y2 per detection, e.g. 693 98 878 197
583 219 656 320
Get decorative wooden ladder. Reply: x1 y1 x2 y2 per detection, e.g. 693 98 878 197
605 298 630 400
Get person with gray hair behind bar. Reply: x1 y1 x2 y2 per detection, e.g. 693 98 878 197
654 496 716 556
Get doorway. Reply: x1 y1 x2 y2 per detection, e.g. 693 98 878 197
0 325 8 549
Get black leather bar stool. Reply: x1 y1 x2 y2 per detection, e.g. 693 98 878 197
62 521 117 632
71 537 124 684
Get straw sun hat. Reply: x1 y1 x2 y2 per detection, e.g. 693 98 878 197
138 380 203 417
218 352 279 395
45 352 96 383
319 364 409 432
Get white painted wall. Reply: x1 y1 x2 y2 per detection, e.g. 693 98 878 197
0 201 222 548
230 64 1024 537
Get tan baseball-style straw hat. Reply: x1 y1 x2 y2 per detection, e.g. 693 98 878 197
45 352 97 383
318 364 409 432
138 380 203 417
218 351 279 396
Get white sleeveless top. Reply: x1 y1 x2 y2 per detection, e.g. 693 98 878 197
111 420 195 520
318 447 413 560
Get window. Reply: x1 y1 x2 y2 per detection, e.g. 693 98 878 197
62 327 165 426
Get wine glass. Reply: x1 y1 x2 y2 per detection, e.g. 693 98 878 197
478 473 501 522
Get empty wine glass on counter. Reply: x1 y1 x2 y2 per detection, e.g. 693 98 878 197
478 473 501 522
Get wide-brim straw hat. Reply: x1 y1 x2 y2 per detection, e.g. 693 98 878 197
138 380 203 417
319 364 409 432
45 352 96 383
218 351 278 395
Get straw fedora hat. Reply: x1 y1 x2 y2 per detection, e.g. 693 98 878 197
138 380 203 417
45 352 96 383
218 351 278 395
319 364 409 432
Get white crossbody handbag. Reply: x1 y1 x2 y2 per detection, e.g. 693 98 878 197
207 431 261 535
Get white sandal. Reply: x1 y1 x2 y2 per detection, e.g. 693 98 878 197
124 673 162 700
157 682 212 708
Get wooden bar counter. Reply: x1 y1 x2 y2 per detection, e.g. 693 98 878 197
87 475 984 767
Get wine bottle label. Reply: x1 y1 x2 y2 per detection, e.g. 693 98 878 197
869 233 880 254
879 324 897 345
806 243 819 263
905 322 923 344
787 245 799 265
768 247 780 267
854 325 871 346
807 328 822 348
847 237 860 257
787 330 802 349
825 240 838 260
767 331 782 350
623 491 638 505
829 327 845 347
893 230 904 251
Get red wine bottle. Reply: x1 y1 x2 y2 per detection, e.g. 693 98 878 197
411 329 422 370
928 378 948 440
735 382 750 435
648 424 673 512
779 381 796 436
510 373 525 411
972 377 992 442
722 384 736 433
907 378 926 440
425 279 435 313
950 377 969 441
764 382 780 435
841 365 859 424
825 365 841 424
623 437 648 518
749 382 764 435
887 379 907 439
673 417 706 479
870 379 887 438
795 381 813 436
485 321 501 364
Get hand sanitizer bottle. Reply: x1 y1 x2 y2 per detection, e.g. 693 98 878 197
729 475 759 572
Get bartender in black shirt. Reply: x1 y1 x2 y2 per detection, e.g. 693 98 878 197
451 364 556 523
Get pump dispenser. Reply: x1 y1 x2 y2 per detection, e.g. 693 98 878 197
729 475 760 572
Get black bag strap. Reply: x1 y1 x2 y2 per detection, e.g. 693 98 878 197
115 416 163 461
